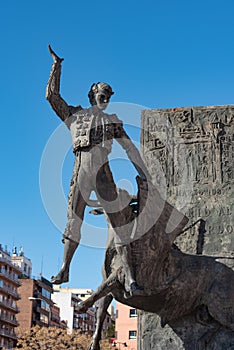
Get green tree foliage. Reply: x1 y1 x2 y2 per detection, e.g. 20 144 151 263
104 324 115 338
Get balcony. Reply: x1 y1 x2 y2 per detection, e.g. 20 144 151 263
0 270 21 286
0 300 19 313
0 328 17 340
0 257 16 267
0 284 20 300
32 319 49 328
0 314 19 327
0 256 21 271
50 315 60 323
36 291 53 305
34 306 50 316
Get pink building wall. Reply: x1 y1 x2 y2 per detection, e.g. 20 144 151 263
115 301 137 350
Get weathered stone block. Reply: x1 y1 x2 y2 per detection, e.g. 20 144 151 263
139 105 234 349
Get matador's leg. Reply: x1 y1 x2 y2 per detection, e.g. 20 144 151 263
51 153 91 284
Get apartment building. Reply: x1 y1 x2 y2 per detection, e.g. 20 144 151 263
115 301 137 349
11 247 32 279
52 288 83 333
11 247 65 331
16 276 55 330
50 304 67 329
52 286 115 335
52 286 114 336
60 287 93 302
0 245 21 350
76 307 96 333
63 287 97 333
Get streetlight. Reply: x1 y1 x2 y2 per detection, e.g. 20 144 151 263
28 297 42 301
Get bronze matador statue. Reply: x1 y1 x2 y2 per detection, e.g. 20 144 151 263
46 45 150 295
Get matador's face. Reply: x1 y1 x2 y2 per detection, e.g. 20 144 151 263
94 88 111 111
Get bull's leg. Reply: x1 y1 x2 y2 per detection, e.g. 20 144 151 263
116 244 144 297
76 272 119 313
89 294 113 350
95 165 143 297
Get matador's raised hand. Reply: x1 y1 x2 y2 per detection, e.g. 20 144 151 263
48 44 64 63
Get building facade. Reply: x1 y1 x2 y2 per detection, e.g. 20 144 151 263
61 287 93 302
50 304 67 329
52 287 96 334
115 302 137 350
16 276 56 331
0 245 21 350
11 247 32 279
52 288 82 333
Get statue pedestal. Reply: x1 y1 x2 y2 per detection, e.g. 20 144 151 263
139 105 234 349
138 311 234 350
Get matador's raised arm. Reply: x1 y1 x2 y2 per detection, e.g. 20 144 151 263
46 45 73 122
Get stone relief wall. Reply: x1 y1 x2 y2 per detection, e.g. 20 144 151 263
138 105 234 349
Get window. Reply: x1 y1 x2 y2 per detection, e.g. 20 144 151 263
41 300 50 312
40 314 49 324
115 309 118 319
129 330 137 340
42 288 51 299
129 309 137 318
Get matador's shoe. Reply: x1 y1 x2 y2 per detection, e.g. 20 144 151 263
124 282 144 299
130 282 144 296
51 268 69 284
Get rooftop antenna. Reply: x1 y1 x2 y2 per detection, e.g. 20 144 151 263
19 246 24 256
40 255 44 276
12 238 15 253
12 246 17 256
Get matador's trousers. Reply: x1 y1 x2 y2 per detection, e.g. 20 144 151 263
63 146 133 246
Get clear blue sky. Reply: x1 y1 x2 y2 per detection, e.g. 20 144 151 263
0 0 233 289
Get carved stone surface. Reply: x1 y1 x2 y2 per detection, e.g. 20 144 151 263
139 105 234 349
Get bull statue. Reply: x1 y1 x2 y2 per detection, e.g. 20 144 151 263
76 177 234 350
